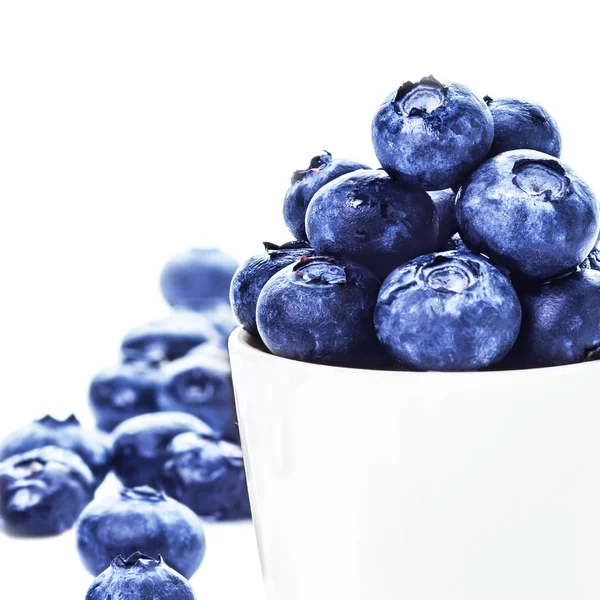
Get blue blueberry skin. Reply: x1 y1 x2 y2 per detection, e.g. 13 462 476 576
112 412 215 488
0 415 112 487
375 251 522 371
372 76 494 190
160 247 239 311
121 311 220 364
283 151 370 240
161 433 251 521
77 486 206 579
90 363 160 433
230 241 314 336
156 352 237 442
429 189 458 249
484 96 562 158
505 269 600 369
306 169 437 279
456 150 600 280
256 256 383 367
86 553 196 600
0 446 95 537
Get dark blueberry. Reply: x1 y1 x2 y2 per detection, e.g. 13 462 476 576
505 269 600 369
372 76 493 190
0 415 112 487
161 433 251 521
156 352 238 442
283 151 370 240
0 446 95 536
440 232 468 253
429 189 458 248
305 169 437 279
160 247 239 311
375 251 522 371
456 150 599 280
77 486 206 579
580 240 600 272
86 553 196 600
90 363 160 432
121 311 220 364
112 412 215 488
230 241 314 336
256 256 383 366
484 96 562 158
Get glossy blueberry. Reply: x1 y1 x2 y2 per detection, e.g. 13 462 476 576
283 151 369 240
121 311 220 364
230 241 313 336
90 363 160 432
372 76 493 190
161 433 251 521
77 486 206 579
484 96 562 158
306 169 437 279
0 415 112 487
429 189 458 249
86 553 196 600
160 247 239 311
256 256 382 366
457 150 599 280
157 352 237 442
0 446 95 536
112 412 215 488
505 269 600 369
375 251 522 371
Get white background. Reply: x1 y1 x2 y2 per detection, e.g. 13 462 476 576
0 1 597 598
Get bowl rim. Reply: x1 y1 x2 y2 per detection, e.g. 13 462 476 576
228 326 599 378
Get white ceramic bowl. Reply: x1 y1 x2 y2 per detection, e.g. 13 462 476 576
229 327 600 600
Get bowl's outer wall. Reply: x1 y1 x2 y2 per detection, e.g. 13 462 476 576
229 328 600 600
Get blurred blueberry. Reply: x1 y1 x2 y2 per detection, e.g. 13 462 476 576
306 169 437 279
256 256 383 366
484 96 562 158
505 269 600 368
230 241 313 336
77 486 206 579
0 415 112 487
201 299 238 340
86 553 196 600
429 189 458 248
112 412 215 488
160 247 238 311
161 433 251 521
375 251 522 371
283 151 369 240
372 76 493 190
90 363 160 433
457 150 599 280
0 446 95 536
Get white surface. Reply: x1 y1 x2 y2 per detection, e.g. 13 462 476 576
231 329 600 600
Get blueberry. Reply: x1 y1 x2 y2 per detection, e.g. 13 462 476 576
456 150 599 280
305 169 437 279
372 76 493 190
156 352 237 442
0 415 112 487
90 363 160 432
429 189 458 248
375 251 522 371
484 96 562 158
0 446 95 536
440 232 468 253
112 412 215 488
86 553 196 600
77 486 206 579
121 311 220 364
230 241 313 336
161 432 251 521
160 247 239 311
505 269 600 368
283 151 370 240
256 256 382 366
580 240 600 272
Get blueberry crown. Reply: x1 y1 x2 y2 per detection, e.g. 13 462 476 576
37 414 80 428
263 241 313 258
120 486 167 503
291 151 332 183
112 552 163 569
393 75 448 117
292 256 347 285
511 158 570 201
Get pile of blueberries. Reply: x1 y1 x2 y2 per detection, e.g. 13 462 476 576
0 249 250 599
232 75 600 372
